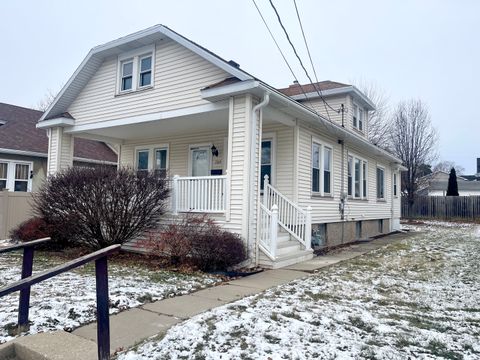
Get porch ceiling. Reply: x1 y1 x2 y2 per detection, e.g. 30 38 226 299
76 109 229 141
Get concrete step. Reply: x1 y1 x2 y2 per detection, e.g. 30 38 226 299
276 241 302 256
259 247 314 269
0 331 97 360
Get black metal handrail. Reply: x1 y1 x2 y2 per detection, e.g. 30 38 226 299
0 240 121 360
0 237 52 329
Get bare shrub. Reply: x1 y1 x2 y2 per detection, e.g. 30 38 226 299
143 213 247 271
34 166 170 249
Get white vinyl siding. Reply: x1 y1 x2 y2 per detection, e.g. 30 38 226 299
68 39 229 125
297 122 393 223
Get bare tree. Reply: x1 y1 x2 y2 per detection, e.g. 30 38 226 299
353 80 391 149
433 160 465 176
389 99 438 207
35 88 58 111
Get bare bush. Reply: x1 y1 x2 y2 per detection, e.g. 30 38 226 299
34 166 170 249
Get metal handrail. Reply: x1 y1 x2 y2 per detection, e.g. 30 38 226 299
0 241 121 360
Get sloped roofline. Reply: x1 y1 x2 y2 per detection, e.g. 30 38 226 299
40 24 254 121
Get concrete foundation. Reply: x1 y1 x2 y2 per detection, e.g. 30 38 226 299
313 218 391 249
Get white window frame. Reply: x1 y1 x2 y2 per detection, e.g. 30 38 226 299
347 153 368 199
117 44 155 94
261 132 277 187
138 54 153 89
377 166 385 199
352 102 365 132
393 171 398 197
0 159 33 192
120 59 134 92
134 144 169 172
311 138 334 196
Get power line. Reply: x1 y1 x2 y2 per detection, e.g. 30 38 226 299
268 0 339 118
251 0 320 116
251 0 344 137
293 0 336 116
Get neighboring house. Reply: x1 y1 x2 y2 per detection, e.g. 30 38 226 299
0 102 118 192
417 171 480 196
38 25 404 268
460 158 480 181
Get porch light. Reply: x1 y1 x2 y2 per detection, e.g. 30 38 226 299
211 144 219 157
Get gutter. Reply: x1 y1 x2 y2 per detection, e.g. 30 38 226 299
249 93 270 265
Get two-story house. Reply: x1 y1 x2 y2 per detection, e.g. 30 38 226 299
37 25 403 268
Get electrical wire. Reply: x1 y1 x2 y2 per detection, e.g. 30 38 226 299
269 0 339 118
292 0 339 115
251 0 320 116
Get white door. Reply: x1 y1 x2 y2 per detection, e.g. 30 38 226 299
190 146 210 177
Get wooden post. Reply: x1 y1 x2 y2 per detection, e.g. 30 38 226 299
172 175 179 215
270 204 278 259
305 206 312 250
95 257 110 360
18 246 34 329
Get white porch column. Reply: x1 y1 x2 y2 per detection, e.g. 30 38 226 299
47 127 74 175
226 94 260 260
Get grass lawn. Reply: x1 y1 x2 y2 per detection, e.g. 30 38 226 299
0 250 221 344
119 222 480 360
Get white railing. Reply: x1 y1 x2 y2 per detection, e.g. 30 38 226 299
263 175 312 250
259 203 278 259
172 175 227 213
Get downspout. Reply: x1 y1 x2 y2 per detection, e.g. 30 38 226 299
249 93 270 265
339 104 346 244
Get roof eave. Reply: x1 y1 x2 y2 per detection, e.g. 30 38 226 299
202 80 402 165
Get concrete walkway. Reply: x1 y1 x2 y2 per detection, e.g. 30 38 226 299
0 231 411 359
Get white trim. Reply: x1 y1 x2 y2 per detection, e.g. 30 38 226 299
261 132 276 187
376 165 386 200
73 157 118 166
0 148 47 158
188 143 212 176
347 151 368 199
40 24 252 122
134 144 169 171
36 117 75 129
290 86 376 110
65 101 229 134
0 159 33 192
311 136 335 196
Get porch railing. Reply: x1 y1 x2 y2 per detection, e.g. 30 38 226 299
171 175 227 214
259 203 278 259
262 175 312 251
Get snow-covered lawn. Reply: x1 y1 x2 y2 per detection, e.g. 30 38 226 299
119 222 480 360
0 251 221 344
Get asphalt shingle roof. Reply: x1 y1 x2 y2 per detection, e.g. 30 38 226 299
0 102 117 163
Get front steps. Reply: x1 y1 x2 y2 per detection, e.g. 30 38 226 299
258 232 314 269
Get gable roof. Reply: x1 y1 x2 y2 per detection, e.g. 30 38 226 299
41 24 254 121
277 80 375 110
277 80 350 97
0 102 117 163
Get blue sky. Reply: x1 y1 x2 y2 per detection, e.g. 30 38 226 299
1 0 478 173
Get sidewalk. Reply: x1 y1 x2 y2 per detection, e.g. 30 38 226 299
0 231 411 359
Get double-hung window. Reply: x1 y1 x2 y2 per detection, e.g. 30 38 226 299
352 103 364 132
393 172 398 197
348 154 367 199
118 45 154 93
377 167 385 199
0 160 32 192
311 141 333 196
120 60 133 91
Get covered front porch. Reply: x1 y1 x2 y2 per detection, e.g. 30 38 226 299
43 94 312 266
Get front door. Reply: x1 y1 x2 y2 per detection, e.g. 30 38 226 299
190 146 210 176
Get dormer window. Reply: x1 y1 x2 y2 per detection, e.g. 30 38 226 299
352 103 364 132
117 45 155 94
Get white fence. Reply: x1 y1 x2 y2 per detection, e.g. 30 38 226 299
171 175 227 213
